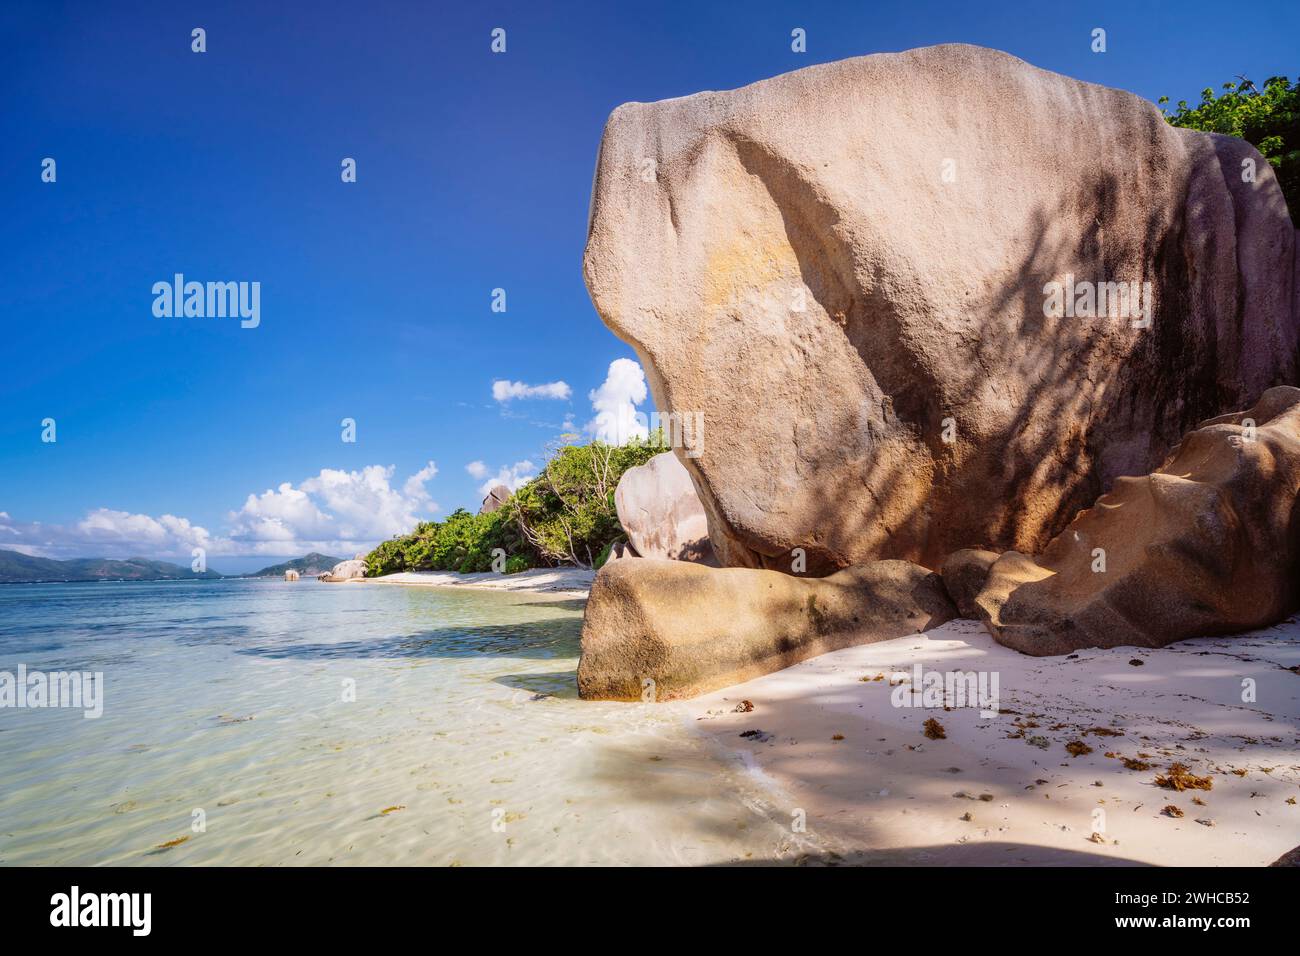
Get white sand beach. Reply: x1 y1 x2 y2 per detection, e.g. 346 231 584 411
365 568 595 597
687 618 1300 866
363 573 1300 864
320 569 1300 865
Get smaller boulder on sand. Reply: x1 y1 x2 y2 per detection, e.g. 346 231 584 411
940 549 999 618
614 452 715 563
578 558 956 700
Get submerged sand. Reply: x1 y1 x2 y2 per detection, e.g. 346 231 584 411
367 568 594 597
0 578 810 866
313 569 1300 865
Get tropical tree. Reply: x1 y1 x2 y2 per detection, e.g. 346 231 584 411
362 433 667 575
508 434 666 568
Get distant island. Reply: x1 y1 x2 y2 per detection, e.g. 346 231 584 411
243 553 344 578
0 548 223 583
0 548 347 583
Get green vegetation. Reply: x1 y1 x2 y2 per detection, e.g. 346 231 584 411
364 507 525 576
363 435 667 576
1159 75 1298 221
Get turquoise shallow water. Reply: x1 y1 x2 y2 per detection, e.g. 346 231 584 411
0 579 803 865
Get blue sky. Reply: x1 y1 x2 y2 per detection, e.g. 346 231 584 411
1 0 1296 572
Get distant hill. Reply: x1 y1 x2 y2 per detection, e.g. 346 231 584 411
246 552 344 578
0 549 223 583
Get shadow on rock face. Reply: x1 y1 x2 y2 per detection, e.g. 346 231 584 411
584 44 1298 575
577 558 956 700
975 386 1300 655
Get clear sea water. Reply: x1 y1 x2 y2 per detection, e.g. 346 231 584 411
0 579 804 866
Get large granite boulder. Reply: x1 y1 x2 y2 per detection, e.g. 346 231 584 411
614 451 714 562
974 387 1300 655
479 484 511 515
577 558 956 700
323 557 367 582
584 43 1298 574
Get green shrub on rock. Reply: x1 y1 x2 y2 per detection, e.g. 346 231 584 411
1160 76 1298 221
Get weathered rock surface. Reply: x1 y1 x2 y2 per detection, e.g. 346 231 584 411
614 451 715 562
323 557 367 582
940 549 999 618
577 558 956 700
584 43 1299 573
974 387 1300 655
1271 845 1300 866
479 484 511 515
603 541 637 562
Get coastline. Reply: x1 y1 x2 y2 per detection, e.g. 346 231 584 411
360 569 1300 864
7 571 1297 865
687 618 1300 866
364 569 1300 864
364 567 595 598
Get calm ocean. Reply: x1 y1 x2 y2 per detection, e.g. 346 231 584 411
0 578 803 865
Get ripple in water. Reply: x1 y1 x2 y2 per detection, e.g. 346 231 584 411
0 579 815 865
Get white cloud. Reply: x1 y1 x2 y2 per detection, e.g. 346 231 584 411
232 464 438 547
0 509 220 560
473 460 537 499
228 484 334 543
465 460 489 480
2 462 443 561
492 379 572 402
402 460 438 501
79 509 217 553
586 358 649 444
